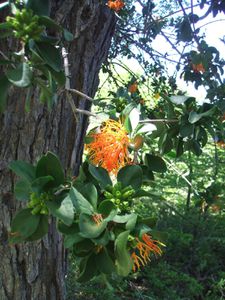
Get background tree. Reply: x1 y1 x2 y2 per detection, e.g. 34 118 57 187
0 1 115 299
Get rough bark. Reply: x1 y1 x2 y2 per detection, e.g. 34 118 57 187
0 1 115 299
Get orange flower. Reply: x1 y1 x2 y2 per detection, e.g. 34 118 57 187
128 82 138 93
107 0 125 12
92 213 103 225
192 63 205 73
211 204 221 213
222 113 225 122
85 119 130 173
131 233 165 272
216 141 225 148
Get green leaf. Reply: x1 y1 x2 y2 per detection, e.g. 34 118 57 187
47 68 66 87
188 107 216 125
170 95 189 105
92 229 111 246
104 209 118 222
10 208 40 241
98 200 116 217
191 141 202 156
180 124 194 137
115 230 132 276
25 0 50 16
158 132 173 155
36 152 64 188
123 115 132 134
121 103 136 117
144 154 167 173
64 233 84 248
140 165 154 182
113 213 136 225
188 111 202 124
70 187 94 215
34 42 62 71
26 215 48 241
73 239 95 256
136 123 156 134
77 183 98 210
126 214 137 230
176 138 184 158
96 248 115 274
57 221 79 235
46 194 74 226
162 94 176 118
38 16 62 30
77 254 98 282
9 160 36 182
117 165 143 190
129 108 140 131
79 213 107 239
6 63 32 87
88 164 112 189
14 179 32 201
31 175 54 193
63 29 74 41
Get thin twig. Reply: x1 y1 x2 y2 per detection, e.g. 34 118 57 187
62 47 96 117
164 157 199 196
75 108 97 117
67 88 94 102
139 119 178 123
62 47 70 90
157 3 202 22
196 19 225 31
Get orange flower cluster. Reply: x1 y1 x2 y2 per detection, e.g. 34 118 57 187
192 63 205 73
86 119 130 173
107 0 125 12
128 82 138 93
131 233 164 272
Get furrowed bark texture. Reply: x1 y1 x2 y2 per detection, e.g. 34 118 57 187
0 1 116 299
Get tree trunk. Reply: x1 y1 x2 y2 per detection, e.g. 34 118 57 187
0 1 115 299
